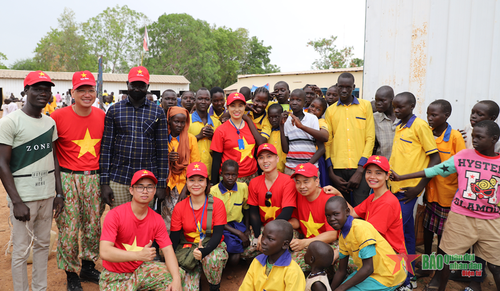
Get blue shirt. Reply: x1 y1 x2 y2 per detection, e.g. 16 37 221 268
100 97 169 187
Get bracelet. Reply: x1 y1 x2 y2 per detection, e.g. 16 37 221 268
56 194 65 200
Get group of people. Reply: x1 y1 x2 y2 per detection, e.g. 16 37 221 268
0 65 499 291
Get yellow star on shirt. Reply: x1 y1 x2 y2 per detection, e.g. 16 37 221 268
233 137 255 162
260 205 280 221
300 212 324 238
186 222 205 244
71 129 101 158
122 237 143 252
81 72 87 78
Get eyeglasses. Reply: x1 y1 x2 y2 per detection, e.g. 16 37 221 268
133 185 156 193
265 191 272 207
75 89 96 95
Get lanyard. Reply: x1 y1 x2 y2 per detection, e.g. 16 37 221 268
229 118 244 137
190 196 208 240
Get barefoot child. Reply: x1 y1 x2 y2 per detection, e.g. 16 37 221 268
390 120 500 291
239 220 306 291
326 196 406 291
210 160 250 265
305 241 334 291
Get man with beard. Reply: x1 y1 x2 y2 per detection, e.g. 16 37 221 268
100 66 168 209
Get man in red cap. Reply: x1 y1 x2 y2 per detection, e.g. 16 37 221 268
288 162 338 272
0 71 64 291
100 169 183 291
100 66 168 210
50 71 106 290
244 143 297 258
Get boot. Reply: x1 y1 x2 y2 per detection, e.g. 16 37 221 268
66 271 83 291
209 283 221 291
79 260 100 284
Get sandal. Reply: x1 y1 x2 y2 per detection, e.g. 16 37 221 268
422 283 439 291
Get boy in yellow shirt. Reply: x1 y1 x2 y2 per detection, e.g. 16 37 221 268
267 103 286 172
239 220 306 291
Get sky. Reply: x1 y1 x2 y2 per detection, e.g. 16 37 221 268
1 0 366 73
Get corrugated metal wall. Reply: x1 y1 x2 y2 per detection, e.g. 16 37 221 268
363 0 500 129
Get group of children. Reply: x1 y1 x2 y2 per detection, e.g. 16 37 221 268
3 67 500 291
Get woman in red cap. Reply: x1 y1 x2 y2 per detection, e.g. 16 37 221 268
210 92 264 185
170 162 228 291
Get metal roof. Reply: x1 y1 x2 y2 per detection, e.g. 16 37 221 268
0 69 190 84
237 67 363 79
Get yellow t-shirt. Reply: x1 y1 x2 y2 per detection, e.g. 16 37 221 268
339 217 406 288
325 98 375 169
268 129 286 173
210 182 249 223
167 133 201 191
188 112 221 179
247 111 272 140
425 125 465 207
389 115 439 193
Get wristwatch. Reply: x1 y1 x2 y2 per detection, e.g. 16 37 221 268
56 194 65 200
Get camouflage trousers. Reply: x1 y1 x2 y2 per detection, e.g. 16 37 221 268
241 226 301 259
162 186 180 232
56 172 103 272
183 242 228 291
100 261 186 290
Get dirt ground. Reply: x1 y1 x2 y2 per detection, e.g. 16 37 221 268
0 177 497 290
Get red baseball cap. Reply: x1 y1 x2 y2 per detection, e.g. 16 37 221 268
186 162 208 178
24 71 55 87
72 71 96 90
128 66 150 84
363 155 390 172
226 92 246 106
291 163 318 179
257 143 278 157
131 169 158 186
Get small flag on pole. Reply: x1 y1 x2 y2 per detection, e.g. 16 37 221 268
143 27 149 52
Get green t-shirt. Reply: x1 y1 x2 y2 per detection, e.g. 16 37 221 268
0 110 58 202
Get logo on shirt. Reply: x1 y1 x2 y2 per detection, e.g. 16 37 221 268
71 128 101 158
470 178 497 199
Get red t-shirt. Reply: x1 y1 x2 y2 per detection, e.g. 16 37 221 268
170 196 227 244
292 190 335 238
247 172 297 225
51 106 105 170
354 191 406 254
100 202 172 273
210 121 258 177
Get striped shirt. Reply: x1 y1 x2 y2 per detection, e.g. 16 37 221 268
284 111 319 169
99 98 169 188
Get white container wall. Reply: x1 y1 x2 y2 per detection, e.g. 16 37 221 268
363 0 500 129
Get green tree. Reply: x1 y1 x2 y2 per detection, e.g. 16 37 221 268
34 8 96 72
145 13 218 90
0 52 8 69
211 27 249 89
10 58 38 71
350 57 364 67
82 5 148 73
240 37 280 75
307 36 357 69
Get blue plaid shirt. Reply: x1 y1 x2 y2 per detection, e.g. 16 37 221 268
99 98 169 188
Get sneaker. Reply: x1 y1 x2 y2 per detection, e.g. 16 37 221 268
396 284 413 291
66 272 83 291
80 261 101 284
410 277 418 289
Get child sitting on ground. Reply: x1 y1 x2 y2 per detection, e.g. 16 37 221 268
390 120 500 291
239 220 306 291
210 160 250 265
305 241 334 291
326 196 406 291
